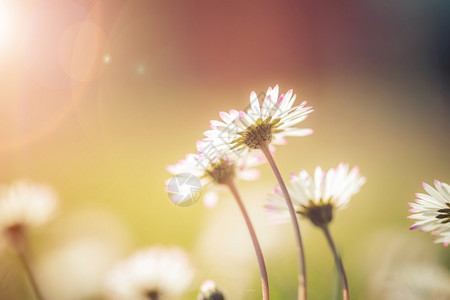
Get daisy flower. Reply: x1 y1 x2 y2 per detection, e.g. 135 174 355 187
0 180 57 300
203 85 313 155
202 85 313 299
0 180 57 250
168 143 270 299
408 180 450 247
266 163 365 300
198 280 225 300
167 141 265 208
104 246 195 300
265 163 366 227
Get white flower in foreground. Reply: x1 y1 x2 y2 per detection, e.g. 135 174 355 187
378 263 450 300
104 246 195 300
203 85 313 155
265 163 366 227
167 141 265 208
408 180 450 247
198 280 225 300
0 180 57 249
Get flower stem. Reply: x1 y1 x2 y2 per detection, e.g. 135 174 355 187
258 142 307 300
16 246 46 300
321 226 349 300
225 179 270 300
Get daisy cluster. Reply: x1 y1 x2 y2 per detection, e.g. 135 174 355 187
1 84 447 300
168 85 365 227
166 84 367 299
167 85 315 205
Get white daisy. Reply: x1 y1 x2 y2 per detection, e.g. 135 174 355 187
167 141 265 208
408 180 450 247
203 85 313 155
198 280 225 300
0 180 57 249
265 163 366 227
104 246 195 300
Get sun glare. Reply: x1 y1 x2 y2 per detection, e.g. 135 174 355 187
0 2 15 45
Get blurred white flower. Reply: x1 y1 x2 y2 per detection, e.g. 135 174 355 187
380 263 450 300
36 209 131 300
265 163 365 227
408 180 450 247
0 180 57 249
203 85 313 155
198 280 225 300
365 230 450 300
167 141 265 208
104 246 195 300
37 238 125 300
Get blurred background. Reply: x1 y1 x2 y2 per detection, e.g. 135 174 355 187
0 0 449 299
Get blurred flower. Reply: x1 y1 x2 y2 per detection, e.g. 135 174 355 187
36 209 131 300
408 180 450 246
167 141 264 208
198 280 225 300
203 85 313 154
37 238 126 300
104 246 195 300
365 230 450 300
0 180 57 250
265 163 366 227
379 263 450 300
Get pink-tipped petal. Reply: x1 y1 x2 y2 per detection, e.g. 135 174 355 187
277 93 285 105
410 225 419 230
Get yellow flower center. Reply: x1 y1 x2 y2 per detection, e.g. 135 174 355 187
231 117 282 150
204 159 235 184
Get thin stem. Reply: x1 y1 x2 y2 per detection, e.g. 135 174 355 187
259 142 307 300
321 226 349 300
225 179 270 300
16 248 46 300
